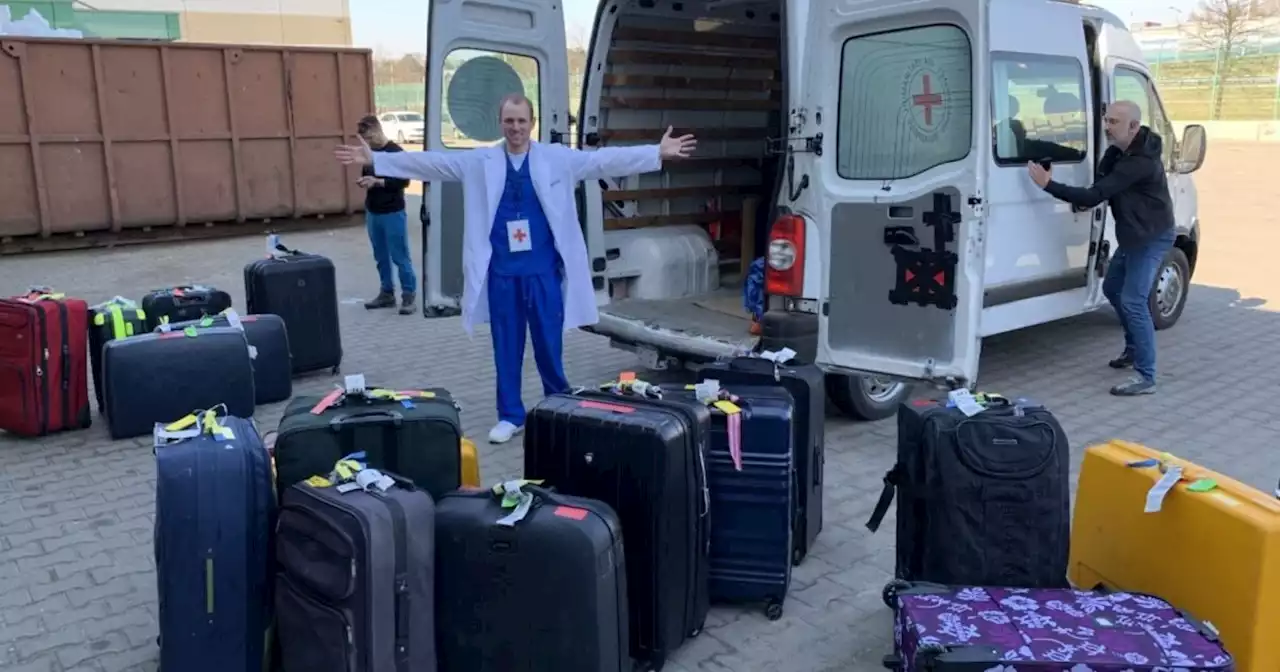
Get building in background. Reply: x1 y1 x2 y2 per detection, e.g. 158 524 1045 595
0 0 351 45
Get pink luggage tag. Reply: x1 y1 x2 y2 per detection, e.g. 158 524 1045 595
712 397 744 471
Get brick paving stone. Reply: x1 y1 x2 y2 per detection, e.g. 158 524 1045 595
0 142 1277 671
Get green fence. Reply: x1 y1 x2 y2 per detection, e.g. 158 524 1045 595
2 1 181 40
1147 48 1280 121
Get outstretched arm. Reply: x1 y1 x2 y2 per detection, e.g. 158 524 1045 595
334 137 468 182
1030 156 1147 209
568 126 697 181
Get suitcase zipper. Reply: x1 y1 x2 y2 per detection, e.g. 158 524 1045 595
34 305 49 435
56 300 69 429
380 493 411 672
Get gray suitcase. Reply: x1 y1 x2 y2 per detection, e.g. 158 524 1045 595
275 468 436 672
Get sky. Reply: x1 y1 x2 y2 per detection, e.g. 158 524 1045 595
351 0 1208 57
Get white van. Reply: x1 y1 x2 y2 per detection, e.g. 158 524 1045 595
418 0 1207 420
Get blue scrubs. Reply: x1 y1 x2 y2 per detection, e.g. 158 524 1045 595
488 152 570 426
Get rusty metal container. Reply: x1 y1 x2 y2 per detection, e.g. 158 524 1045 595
0 36 374 252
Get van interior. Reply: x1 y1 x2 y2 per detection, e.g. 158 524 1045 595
578 1 1120 357
580 0 786 353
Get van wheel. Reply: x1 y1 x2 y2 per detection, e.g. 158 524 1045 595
826 374 911 421
1150 246 1190 331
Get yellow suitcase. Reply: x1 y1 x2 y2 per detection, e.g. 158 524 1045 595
1069 440 1280 672
460 437 481 489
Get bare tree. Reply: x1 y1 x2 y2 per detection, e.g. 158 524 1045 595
1181 0 1278 118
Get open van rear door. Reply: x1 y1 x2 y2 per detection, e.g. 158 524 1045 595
806 0 988 387
421 0 570 317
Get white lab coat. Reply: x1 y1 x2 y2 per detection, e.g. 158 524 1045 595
371 140 663 336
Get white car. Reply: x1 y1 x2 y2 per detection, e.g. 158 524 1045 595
378 110 426 145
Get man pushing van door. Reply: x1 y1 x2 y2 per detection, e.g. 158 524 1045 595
1027 100 1175 397
334 94 697 443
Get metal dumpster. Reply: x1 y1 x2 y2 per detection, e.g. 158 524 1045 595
0 36 374 252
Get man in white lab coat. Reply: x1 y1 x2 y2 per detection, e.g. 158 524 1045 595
335 94 696 443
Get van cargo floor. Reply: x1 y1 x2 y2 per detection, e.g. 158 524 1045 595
595 285 759 359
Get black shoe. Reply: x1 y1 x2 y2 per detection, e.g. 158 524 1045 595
1110 377 1156 396
399 292 416 315
364 291 395 310
1108 351 1135 369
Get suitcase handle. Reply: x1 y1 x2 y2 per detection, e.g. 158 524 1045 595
328 410 403 429
727 357 783 376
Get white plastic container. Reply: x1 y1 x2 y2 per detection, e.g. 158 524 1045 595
603 225 720 301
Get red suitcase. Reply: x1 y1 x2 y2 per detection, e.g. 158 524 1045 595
0 290 92 437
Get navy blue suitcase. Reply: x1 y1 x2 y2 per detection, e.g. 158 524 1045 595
154 413 276 672
672 383 794 620
157 312 293 404
697 357 825 566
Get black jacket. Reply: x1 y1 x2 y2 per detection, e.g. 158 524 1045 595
362 141 411 214
1044 126 1175 249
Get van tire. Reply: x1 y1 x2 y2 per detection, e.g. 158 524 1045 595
826 374 911 421
1150 246 1190 331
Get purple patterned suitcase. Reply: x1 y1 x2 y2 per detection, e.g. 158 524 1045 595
888 583 1234 671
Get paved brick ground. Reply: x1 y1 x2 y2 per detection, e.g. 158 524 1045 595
1 142 1277 671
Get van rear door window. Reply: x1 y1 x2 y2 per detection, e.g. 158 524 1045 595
835 24 973 180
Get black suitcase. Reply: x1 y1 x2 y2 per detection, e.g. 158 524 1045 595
158 312 293 404
524 389 710 671
101 327 256 440
434 482 628 672
275 467 436 672
88 298 148 415
154 412 275 672
273 386 463 500
140 285 233 331
697 355 825 565
866 396 1072 598
244 248 341 375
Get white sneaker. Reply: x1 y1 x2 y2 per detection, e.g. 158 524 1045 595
488 421 523 444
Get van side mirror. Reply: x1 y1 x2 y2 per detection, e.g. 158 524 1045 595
1176 124 1207 174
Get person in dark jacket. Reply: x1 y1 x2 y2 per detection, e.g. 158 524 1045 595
356 115 417 315
1027 100 1176 396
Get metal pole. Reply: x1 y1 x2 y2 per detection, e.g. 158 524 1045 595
1274 54 1280 121
1211 46 1223 120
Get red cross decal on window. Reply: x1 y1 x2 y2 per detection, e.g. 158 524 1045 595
513 228 528 243
912 74 944 127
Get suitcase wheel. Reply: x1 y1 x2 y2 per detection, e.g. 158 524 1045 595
881 579 912 609
765 600 784 621
792 546 805 567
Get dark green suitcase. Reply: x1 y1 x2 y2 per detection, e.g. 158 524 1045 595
272 386 464 500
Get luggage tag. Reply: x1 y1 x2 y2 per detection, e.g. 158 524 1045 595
493 480 545 527
344 374 367 396
947 389 985 417
153 413 203 448
1145 465 1183 513
758 348 797 381
341 468 394 494
310 387 345 415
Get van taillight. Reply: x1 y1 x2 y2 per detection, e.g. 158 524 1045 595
765 214 805 297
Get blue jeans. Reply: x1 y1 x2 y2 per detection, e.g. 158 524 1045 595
488 270 570 426
1102 229 1175 382
366 209 416 294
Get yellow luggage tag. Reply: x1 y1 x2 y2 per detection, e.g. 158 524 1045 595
166 413 198 432
305 475 334 488
713 400 742 415
491 479 545 508
201 409 235 441
333 459 363 482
